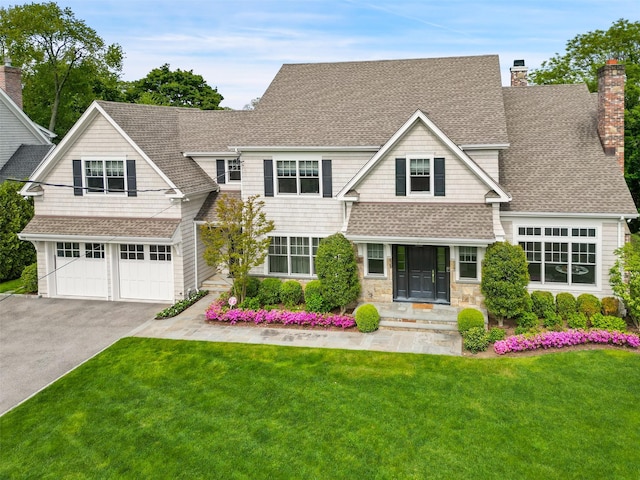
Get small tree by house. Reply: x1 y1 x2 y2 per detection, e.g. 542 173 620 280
609 234 640 327
0 181 36 282
315 233 360 314
200 194 274 302
480 241 531 326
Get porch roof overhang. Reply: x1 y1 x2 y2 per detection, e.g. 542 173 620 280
194 190 242 223
345 203 496 244
19 216 180 244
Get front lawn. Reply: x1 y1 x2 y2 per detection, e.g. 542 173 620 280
0 278 23 294
1 338 638 479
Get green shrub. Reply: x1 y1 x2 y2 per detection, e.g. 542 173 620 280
316 233 360 313
601 297 619 316
531 291 555 318
457 308 485 334
0 181 36 282
463 327 490 353
239 296 261 310
20 263 38 293
355 304 380 333
517 311 539 330
556 292 577 320
590 313 627 332
245 277 261 298
543 310 563 329
488 327 506 343
155 290 209 319
281 280 304 308
567 312 588 329
577 293 601 318
304 280 331 313
258 278 282 305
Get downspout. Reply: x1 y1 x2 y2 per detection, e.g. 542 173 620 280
194 221 199 292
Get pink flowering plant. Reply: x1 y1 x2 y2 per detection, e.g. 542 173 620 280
205 298 356 329
493 329 640 355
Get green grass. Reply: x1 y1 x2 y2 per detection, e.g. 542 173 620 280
0 278 23 293
1 338 638 479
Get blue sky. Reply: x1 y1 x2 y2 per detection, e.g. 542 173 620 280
6 0 638 109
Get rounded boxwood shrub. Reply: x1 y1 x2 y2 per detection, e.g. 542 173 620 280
488 327 506 343
463 327 490 353
281 280 304 308
517 311 539 330
543 310 563 330
457 308 485 334
304 280 331 313
556 292 577 320
258 278 282 306
531 291 555 318
577 293 601 319
245 277 261 299
601 296 619 317
20 263 38 293
567 312 588 329
355 304 380 333
590 313 627 332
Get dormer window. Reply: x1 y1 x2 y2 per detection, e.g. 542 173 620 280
85 160 125 193
216 159 242 184
409 157 431 193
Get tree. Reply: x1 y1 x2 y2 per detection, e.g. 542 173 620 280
609 234 640 327
124 64 223 109
480 242 531 326
0 181 36 282
200 194 274 302
530 19 640 231
315 233 360 314
243 97 260 110
0 2 123 136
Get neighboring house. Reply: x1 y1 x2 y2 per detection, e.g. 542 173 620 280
0 62 55 183
20 55 637 307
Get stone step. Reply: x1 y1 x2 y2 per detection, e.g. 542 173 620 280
379 320 459 332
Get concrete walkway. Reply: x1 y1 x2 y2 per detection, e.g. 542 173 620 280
133 294 462 356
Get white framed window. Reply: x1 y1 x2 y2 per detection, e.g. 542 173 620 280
366 243 385 276
150 245 172 261
85 159 126 194
276 160 320 195
227 159 241 182
408 155 433 194
458 246 478 280
268 236 323 276
517 226 597 286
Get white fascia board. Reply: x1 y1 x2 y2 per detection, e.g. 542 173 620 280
18 233 176 244
0 89 52 145
500 211 640 219
230 146 380 152
346 234 495 246
459 143 509 150
183 152 240 158
336 110 511 202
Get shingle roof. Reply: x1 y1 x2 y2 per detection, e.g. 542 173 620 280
245 55 509 147
500 85 637 215
0 144 53 183
346 203 495 240
195 190 242 222
21 215 180 239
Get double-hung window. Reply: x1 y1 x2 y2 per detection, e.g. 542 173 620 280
276 160 319 195
268 236 323 275
458 247 478 280
409 157 431 193
518 226 597 285
227 159 241 182
85 159 125 193
366 244 385 275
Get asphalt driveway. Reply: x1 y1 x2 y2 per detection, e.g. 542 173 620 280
0 295 168 415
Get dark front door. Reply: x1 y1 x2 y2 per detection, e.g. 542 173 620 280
393 245 449 303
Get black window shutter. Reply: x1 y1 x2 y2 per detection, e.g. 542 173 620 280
264 159 274 197
216 159 226 184
395 158 406 196
322 159 332 198
72 160 83 196
434 158 445 196
126 159 137 197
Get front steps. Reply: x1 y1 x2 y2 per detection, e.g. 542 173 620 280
200 273 233 296
366 302 483 334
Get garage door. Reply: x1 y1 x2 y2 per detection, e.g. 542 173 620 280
55 243 107 298
119 244 174 301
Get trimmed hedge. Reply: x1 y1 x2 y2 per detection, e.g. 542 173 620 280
601 297 619 317
281 280 304 308
259 278 282 306
577 293 601 318
457 308 484 334
531 291 554 318
20 263 38 293
556 292 577 320
567 312 588 330
355 304 380 333
304 280 330 313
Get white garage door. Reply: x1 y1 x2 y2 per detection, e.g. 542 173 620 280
55 243 107 298
119 244 174 301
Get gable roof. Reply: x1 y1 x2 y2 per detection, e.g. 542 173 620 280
241 55 509 147
0 88 55 143
500 84 637 216
0 144 54 183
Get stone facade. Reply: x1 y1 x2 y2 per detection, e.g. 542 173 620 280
597 61 625 172
448 259 484 309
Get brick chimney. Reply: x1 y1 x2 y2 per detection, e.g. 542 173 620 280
0 57 23 110
510 59 528 87
597 59 625 172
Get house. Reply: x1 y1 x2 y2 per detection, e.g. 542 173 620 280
19 55 638 308
0 60 55 183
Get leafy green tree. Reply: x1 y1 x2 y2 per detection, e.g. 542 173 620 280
315 233 360 314
530 19 640 231
200 194 274 302
123 64 223 109
480 242 531 326
609 234 640 327
0 181 35 282
0 2 123 136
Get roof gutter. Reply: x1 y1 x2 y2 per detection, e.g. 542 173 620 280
345 235 495 246
230 145 380 152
